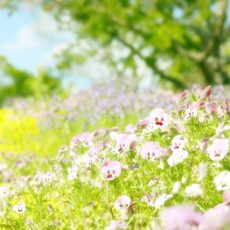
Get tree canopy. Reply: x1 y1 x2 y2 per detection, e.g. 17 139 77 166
2 0 230 89
0 56 62 104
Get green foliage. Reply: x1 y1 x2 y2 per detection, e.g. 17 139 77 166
2 0 230 90
0 107 139 157
0 56 62 104
9 0 229 89
0 87 229 228
0 105 229 228
2 0 230 89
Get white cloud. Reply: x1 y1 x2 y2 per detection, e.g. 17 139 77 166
0 11 66 51
32 12 58 38
0 10 74 72
0 25 41 50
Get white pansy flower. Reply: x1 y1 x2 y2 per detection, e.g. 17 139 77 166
172 182 181 194
207 138 229 161
12 202 26 213
141 194 155 207
197 162 208 182
181 177 187 184
67 165 78 181
158 160 165 170
148 177 160 187
0 163 8 172
114 195 131 219
185 184 203 197
0 186 9 198
0 199 6 217
36 171 57 185
154 193 173 208
168 150 188 166
114 195 131 212
0 211 5 217
171 135 188 152
69 150 77 157
214 171 230 191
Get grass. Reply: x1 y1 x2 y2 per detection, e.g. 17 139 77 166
0 92 229 229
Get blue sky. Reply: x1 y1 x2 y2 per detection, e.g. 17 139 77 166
0 7 73 73
1 4 230 73
0 4 230 89
0 7 93 89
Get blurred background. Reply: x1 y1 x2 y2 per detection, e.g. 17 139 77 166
0 0 230 104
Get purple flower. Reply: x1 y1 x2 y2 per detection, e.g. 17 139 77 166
160 205 203 230
101 161 122 181
200 204 230 230
114 134 136 154
200 85 212 99
139 142 166 161
137 118 149 129
71 132 92 148
205 103 218 114
171 135 188 152
223 191 230 205
185 103 198 120
207 138 229 161
147 108 170 131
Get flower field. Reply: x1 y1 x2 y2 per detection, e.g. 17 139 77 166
0 84 230 230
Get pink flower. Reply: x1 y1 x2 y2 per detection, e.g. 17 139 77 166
200 203 230 230
139 142 166 161
102 140 111 149
71 132 91 148
88 143 104 155
172 120 185 132
160 205 203 230
199 138 209 151
198 100 206 109
137 118 149 129
171 135 188 152
92 128 106 138
207 138 229 161
205 103 218 114
223 98 230 113
114 134 136 154
180 90 189 100
147 108 170 131
200 85 212 99
185 103 198 120
101 161 122 181
223 191 230 205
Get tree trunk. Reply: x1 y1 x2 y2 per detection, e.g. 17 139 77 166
144 57 186 90
198 62 215 85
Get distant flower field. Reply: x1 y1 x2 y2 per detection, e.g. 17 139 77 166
0 84 229 229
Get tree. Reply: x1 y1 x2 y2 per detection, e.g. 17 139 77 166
3 0 230 89
0 56 62 104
